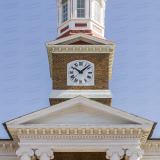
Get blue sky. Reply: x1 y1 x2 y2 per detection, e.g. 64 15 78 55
0 0 160 138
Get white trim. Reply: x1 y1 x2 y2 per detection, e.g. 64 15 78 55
18 141 141 151
0 157 18 160
8 124 152 129
142 156 160 160
86 0 89 18
50 45 112 52
94 0 101 24
6 96 154 125
45 33 115 45
49 90 112 98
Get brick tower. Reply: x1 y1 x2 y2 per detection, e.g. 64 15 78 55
45 0 116 106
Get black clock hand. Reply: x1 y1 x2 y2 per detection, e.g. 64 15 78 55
80 65 90 73
71 67 81 73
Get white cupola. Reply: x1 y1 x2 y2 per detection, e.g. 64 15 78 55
56 0 107 39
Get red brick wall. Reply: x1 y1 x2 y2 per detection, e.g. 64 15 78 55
52 53 109 90
49 98 112 106
54 152 125 160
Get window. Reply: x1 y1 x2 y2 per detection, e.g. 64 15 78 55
94 2 100 23
77 0 85 18
62 0 68 23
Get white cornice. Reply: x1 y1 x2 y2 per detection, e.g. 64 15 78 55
45 33 116 45
8 124 152 129
0 157 18 160
47 45 114 52
6 96 154 125
142 156 160 160
141 140 160 153
49 90 112 98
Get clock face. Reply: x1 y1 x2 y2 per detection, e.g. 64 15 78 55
67 60 94 86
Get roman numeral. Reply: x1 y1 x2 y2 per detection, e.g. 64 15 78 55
87 75 91 79
74 78 78 83
79 80 82 84
70 71 74 74
79 62 83 66
88 72 92 74
74 63 78 67
84 79 87 83
70 75 75 80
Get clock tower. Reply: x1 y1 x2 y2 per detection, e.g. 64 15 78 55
2 1 158 159
45 0 116 106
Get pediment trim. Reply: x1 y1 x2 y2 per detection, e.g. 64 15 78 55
45 33 116 46
6 96 153 126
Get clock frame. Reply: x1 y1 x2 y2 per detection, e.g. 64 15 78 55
67 60 94 86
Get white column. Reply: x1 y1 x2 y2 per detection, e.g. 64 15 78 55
126 149 144 160
35 149 54 160
16 149 34 160
106 149 124 160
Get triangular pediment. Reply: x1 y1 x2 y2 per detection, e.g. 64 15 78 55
22 104 139 125
6 96 153 127
45 33 116 46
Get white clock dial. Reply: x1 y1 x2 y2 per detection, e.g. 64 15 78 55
67 60 94 86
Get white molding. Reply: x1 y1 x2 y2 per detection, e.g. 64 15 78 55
17 135 142 139
141 140 160 153
45 33 116 45
6 96 154 125
49 90 112 98
141 156 160 160
8 124 152 129
49 45 112 53
18 142 141 151
0 157 18 160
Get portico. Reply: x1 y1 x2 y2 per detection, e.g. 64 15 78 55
6 97 154 160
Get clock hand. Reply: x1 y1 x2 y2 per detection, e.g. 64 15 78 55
71 67 81 73
80 65 90 73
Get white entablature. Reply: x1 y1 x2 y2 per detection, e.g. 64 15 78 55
56 0 107 37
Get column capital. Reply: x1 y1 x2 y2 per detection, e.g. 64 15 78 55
126 149 144 159
35 149 54 159
16 149 34 158
106 149 124 159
